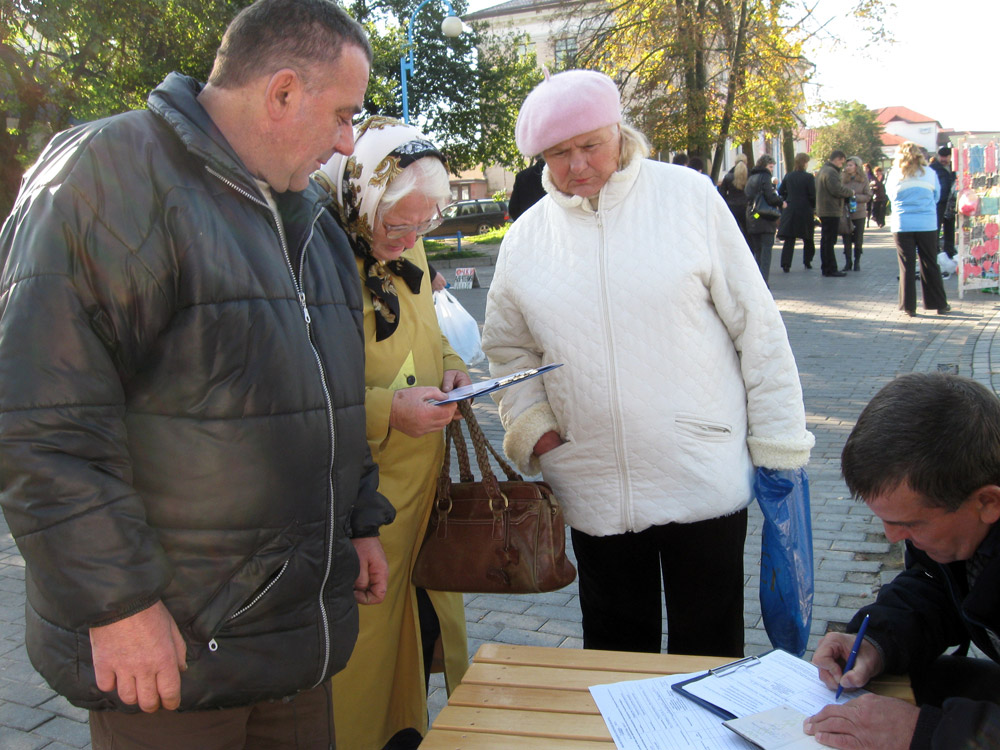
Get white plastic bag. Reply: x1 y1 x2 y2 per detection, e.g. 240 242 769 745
938 252 957 275
434 289 485 365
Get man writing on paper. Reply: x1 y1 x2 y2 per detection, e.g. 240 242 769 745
807 373 1000 749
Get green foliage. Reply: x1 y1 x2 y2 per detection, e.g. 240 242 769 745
0 0 246 216
808 101 885 167
0 0 539 217
573 0 892 180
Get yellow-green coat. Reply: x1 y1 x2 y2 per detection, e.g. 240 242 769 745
332 240 468 748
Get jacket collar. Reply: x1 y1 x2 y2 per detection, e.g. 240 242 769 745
146 73 329 210
541 150 643 215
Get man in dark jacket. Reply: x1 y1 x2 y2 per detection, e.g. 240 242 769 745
816 149 855 277
0 0 395 746
807 373 1000 750
929 146 956 258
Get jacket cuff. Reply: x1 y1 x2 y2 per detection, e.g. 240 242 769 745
909 706 942 750
502 401 559 476
748 431 815 470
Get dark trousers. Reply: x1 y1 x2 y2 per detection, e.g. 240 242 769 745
747 232 775 285
780 234 816 269
871 201 886 227
819 216 841 274
571 509 748 657
90 682 334 750
937 202 956 257
842 218 865 266
895 230 948 313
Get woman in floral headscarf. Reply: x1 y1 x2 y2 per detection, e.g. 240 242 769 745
316 117 469 750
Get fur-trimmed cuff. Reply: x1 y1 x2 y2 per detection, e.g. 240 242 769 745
502 401 560 476
748 430 815 470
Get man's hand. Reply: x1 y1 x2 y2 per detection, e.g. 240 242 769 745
389 386 457 437
803 694 919 750
533 430 564 457
431 272 447 292
812 632 883 691
352 537 389 605
89 600 187 712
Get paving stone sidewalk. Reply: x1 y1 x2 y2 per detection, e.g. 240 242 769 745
1 226 997 747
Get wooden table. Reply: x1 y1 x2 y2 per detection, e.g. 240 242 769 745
421 643 914 749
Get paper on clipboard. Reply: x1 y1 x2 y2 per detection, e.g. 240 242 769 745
672 650 861 720
428 363 563 404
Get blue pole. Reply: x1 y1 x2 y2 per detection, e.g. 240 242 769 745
399 0 456 124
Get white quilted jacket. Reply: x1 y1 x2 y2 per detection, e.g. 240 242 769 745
482 155 814 536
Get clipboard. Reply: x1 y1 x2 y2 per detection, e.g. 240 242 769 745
671 654 765 719
428 363 563 404
670 648 855 721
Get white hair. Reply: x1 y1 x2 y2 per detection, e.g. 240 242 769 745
377 156 451 221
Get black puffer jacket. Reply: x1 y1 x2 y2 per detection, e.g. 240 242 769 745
0 73 395 711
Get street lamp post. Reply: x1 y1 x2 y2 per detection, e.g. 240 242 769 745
399 0 464 124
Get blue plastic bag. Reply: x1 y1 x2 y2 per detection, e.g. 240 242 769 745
755 467 813 656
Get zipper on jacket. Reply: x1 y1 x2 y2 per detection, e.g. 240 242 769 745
594 209 633 531
206 167 338 682
206 559 291 653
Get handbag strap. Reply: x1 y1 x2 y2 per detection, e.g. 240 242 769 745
456 400 523 483
435 400 526 511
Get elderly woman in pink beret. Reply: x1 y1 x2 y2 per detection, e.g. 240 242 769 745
482 70 814 657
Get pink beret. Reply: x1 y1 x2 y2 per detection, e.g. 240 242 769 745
515 69 622 158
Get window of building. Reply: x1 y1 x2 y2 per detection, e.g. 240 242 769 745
553 37 577 69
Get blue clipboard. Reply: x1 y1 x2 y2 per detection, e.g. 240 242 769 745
428 363 563 404
670 653 771 720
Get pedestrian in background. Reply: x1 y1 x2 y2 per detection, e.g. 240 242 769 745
744 154 784 284
870 165 888 228
777 152 817 272
930 146 957 258
816 149 855 277
841 156 872 271
886 141 950 316
483 69 813 660
509 156 546 220
719 153 750 242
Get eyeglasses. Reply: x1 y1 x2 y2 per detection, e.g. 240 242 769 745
382 207 443 240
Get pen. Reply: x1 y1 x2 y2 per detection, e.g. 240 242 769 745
835 613 870 699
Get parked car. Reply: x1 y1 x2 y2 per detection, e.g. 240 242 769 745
425 198 510 238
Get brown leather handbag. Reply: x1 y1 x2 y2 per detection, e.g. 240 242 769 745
412 400 576 594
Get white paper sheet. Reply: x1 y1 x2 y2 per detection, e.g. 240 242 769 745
680 650 860 718
589 672 756 750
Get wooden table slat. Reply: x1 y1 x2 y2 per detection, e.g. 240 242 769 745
473 643 730 674
460 661 676 692
419 728 613 749
447 683 601 714
431 705 613 742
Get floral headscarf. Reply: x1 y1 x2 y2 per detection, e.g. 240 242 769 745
316 116 447 341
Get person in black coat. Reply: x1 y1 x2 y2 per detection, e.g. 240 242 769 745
718 153 749 242
744 154 784 285
777 152 817 271
508 157 546 220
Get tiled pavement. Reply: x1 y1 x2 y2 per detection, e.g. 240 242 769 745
1 226 998 747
